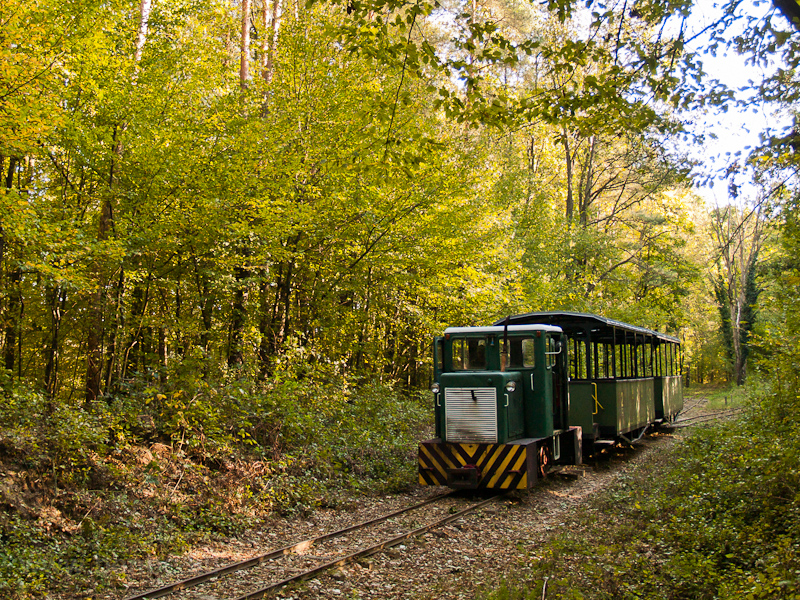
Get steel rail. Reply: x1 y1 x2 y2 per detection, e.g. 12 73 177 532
124 491 454 600
678 398 709 415
232 493 507 600
672 407 745 426
671 411 744 428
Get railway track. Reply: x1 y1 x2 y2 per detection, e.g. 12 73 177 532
670 407 745 428
666 393 745 429
123 491 506 600
678 397 707 415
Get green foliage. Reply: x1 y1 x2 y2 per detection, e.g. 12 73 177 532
252 371 429 495
0 357 430 596
0 377 119 486
0 514 65 598
0 503 196 598
486 383 800 600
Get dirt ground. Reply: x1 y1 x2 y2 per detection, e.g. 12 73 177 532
107 431 678 600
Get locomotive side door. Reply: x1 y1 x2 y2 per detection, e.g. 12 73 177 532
507 336 543 438
549 334 569 432
433 337 444 439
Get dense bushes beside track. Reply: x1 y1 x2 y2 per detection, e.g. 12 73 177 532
487 378 800 600
0 364 429 598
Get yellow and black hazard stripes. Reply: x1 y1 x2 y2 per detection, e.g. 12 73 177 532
418 439 537 490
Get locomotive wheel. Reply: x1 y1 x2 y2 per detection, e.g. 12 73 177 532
538 445 552 478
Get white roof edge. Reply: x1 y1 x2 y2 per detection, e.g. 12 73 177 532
443 324 563 335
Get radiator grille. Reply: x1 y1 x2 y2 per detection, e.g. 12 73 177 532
445 387 497 443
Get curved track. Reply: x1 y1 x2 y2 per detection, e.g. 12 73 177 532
668 393 744 429
123 491 505 600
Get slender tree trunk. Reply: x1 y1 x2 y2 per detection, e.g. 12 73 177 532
190 254 214 357
123 284 147 379
562 131 574 226
264 0 281 85
259 258 294 360
257 276 272 380
44 285 65 408
228 264 249 368
275 259 294 349
579 135 596 228
85 195 114 404
2 157 20 376
260 0 269 76
0 155 7 267
4 268 21 375
241 0 251 89
134 0 152 63
200 279 213 353
4 157 17 192
225 1 254 369
102 269 125 393
158 327 166 382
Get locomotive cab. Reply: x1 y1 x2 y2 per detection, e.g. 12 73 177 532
419 324 582 490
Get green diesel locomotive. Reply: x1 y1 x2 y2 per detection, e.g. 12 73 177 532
418 312 682 490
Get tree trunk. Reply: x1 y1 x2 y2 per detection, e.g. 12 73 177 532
134 0 152 63
86 3 151 403
257 276 272 380
264 0 282 85
158 327 166 382
123 284 147 379
44 285 65 408
4 268 21 375
190 254 214 357
85 196 114 404
257 257 294 370
710 206 763 386
579 135 596 228
274 259 294 350
228 264 249 368
562 130 574 226
102 269 125 393
200 278 213 353
0 155 7 267
2 157 20 376
241 0 251 89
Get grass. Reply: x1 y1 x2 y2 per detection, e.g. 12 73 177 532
692 383 749 410
683 383 748 410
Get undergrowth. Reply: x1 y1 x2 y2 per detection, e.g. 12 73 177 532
485 380 800 600
0 363 429 599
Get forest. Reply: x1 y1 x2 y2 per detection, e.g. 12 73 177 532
2 0 800 597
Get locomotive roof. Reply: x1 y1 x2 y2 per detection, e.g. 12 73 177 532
443 324 563 335
492 311 680 344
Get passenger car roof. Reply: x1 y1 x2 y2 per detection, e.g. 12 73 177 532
491 311 680 344
443 324 563 335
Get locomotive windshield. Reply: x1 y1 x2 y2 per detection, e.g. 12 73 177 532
448 335 537 371
450 337 486 370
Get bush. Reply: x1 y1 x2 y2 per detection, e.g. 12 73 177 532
250 375 429 495
0 360 432 597
485 383 800 600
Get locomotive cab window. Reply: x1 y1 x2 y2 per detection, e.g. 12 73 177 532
546 336 559 368
451 337 487 370
508 337 536 368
